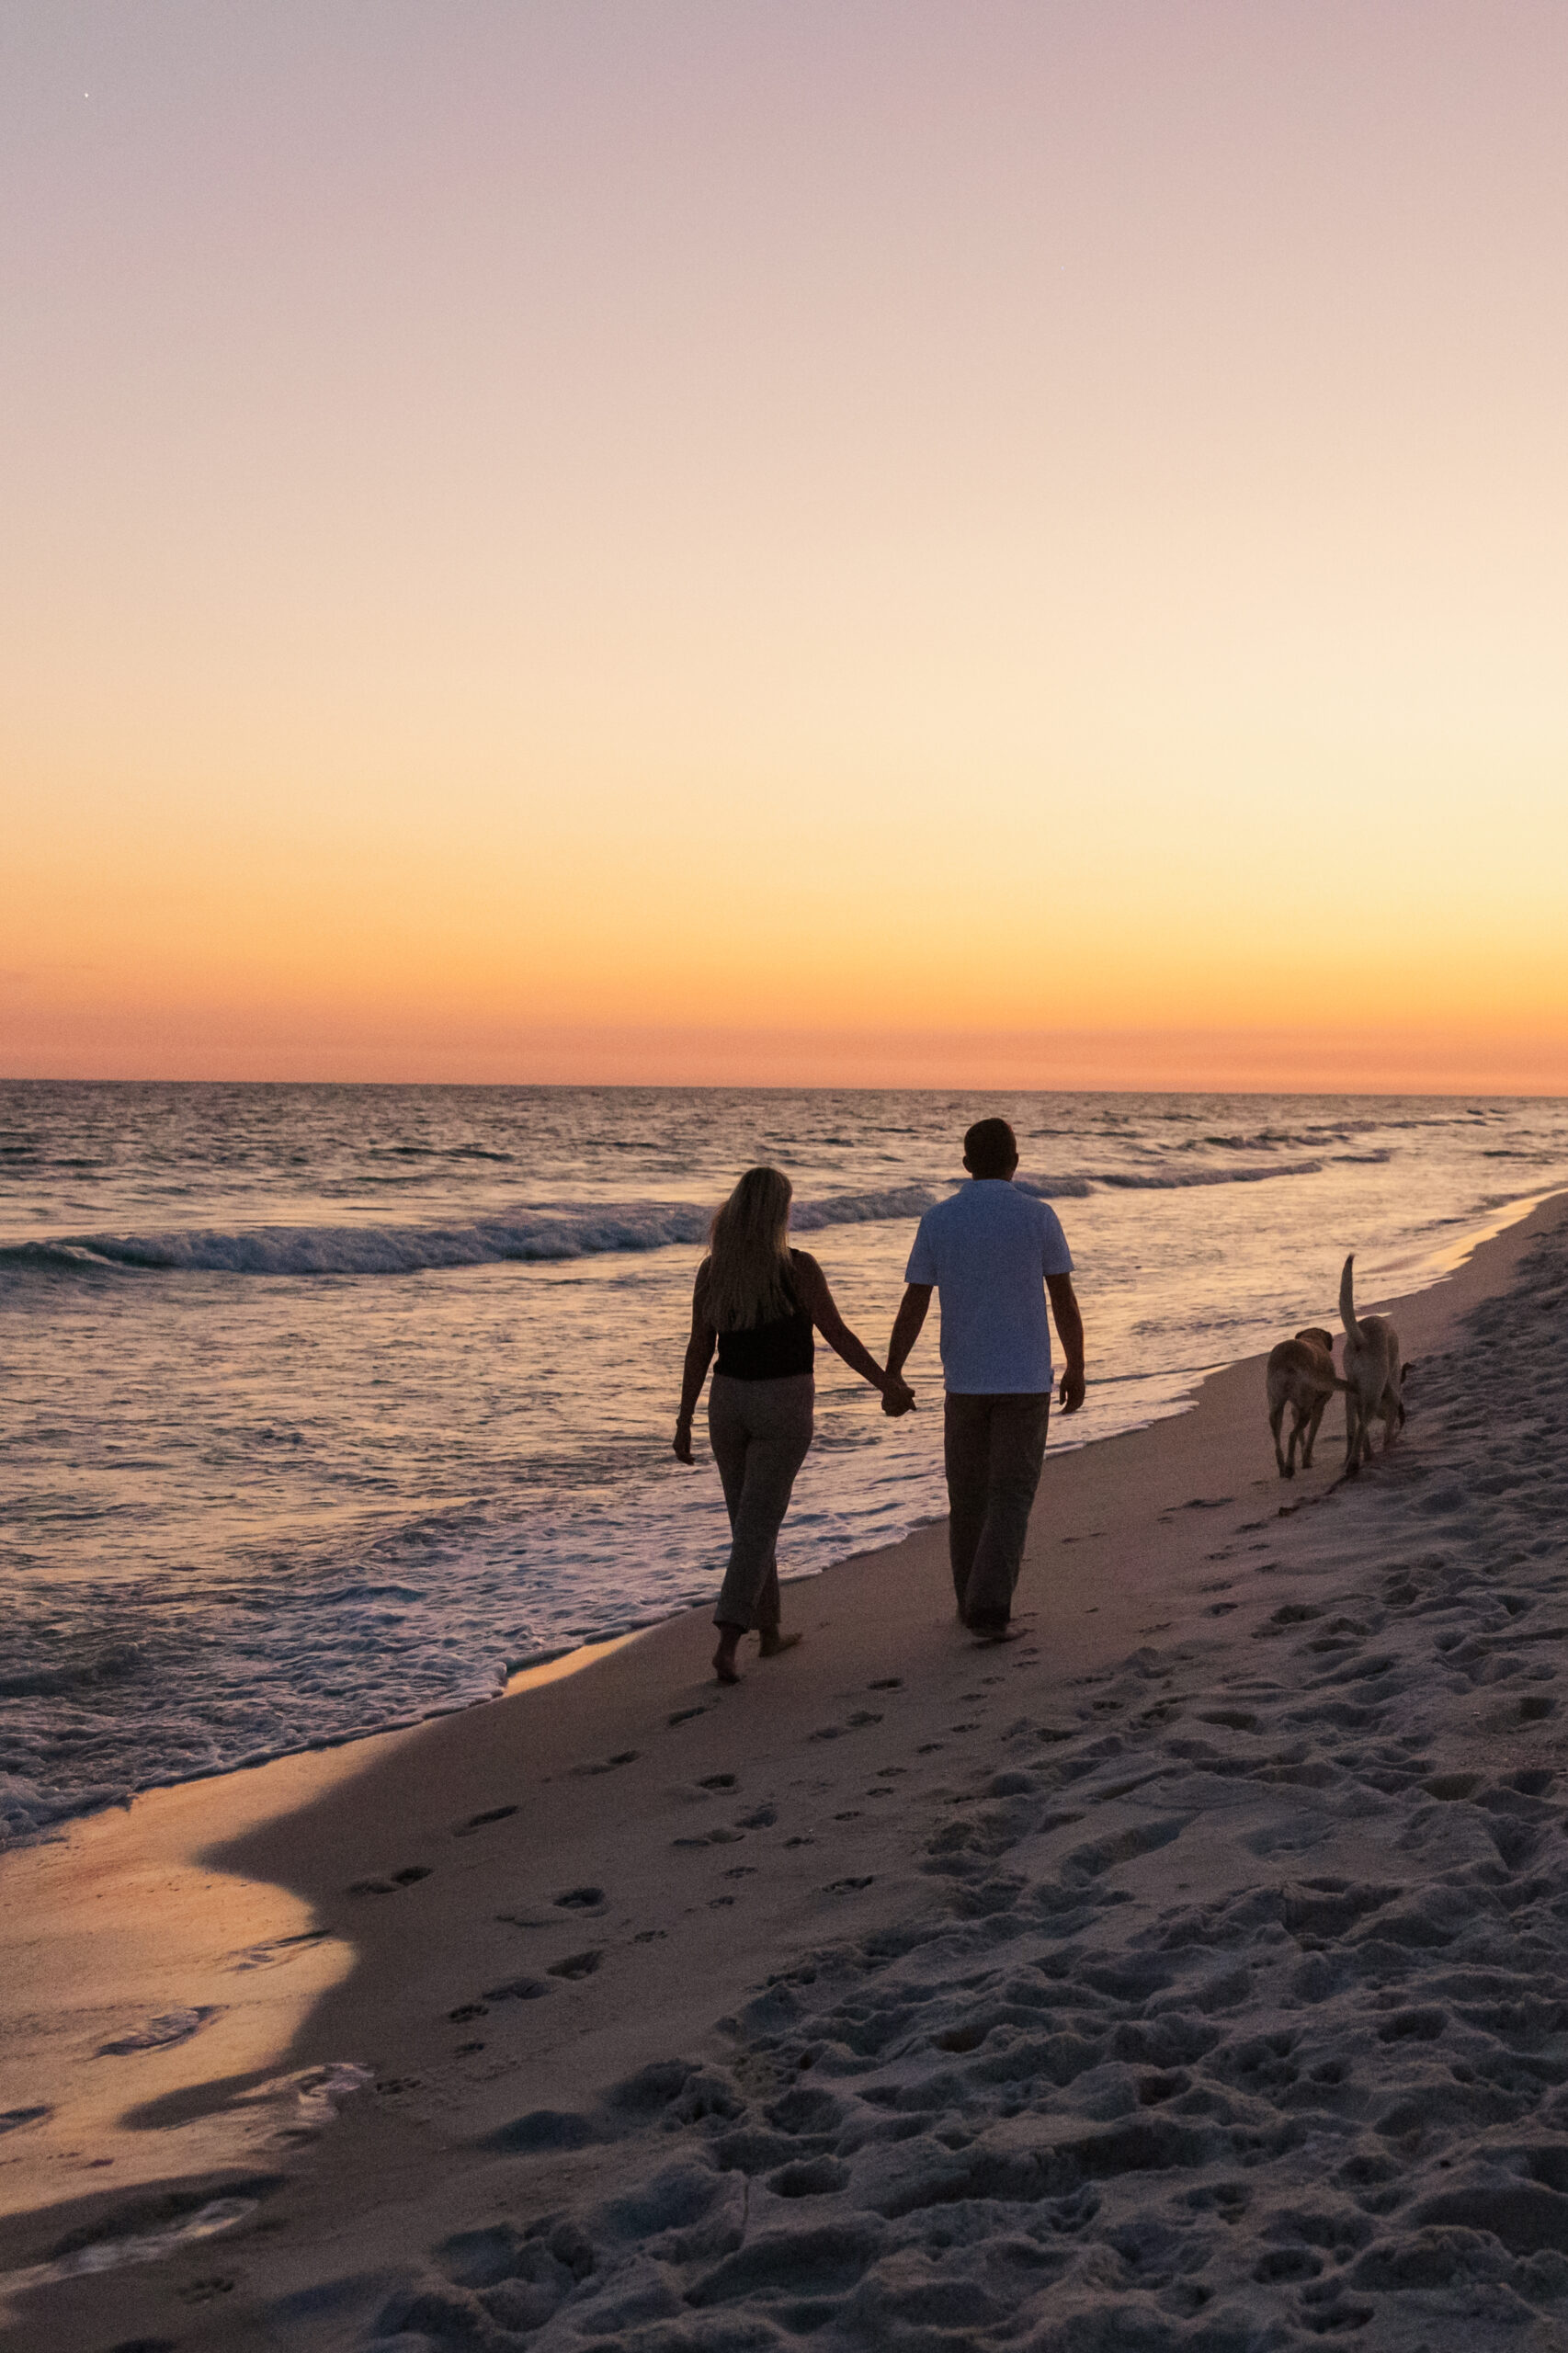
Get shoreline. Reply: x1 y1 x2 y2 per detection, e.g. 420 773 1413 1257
7 1185 1556 1859
3 1188 1565 2349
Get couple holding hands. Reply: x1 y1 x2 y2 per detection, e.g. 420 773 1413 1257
674 1118 1086 1685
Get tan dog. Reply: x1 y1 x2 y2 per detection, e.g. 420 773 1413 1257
1267 1326 1346 1478
1339 1253 1405 1473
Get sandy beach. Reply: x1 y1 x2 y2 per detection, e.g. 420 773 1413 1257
5 1193 1568 2352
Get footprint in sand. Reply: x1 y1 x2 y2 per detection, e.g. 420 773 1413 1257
553 1886 606 1910
548 1950 603 1982
348 1864 431 1894
0 2108 50 2133
824 1875 874 1893
179 2276 236 2304
97 2008 222 2057
573 1750 641 1777
226 1927 330 1971
699 1773 738 1789
667 1706 709 1727
454 1804 518 1836
736 1803 778 1828
868 1677 903 1690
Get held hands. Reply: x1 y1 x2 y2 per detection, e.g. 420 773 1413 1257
673 1415 696 1465
1058 1365 1086 1415
881 1374 916 1418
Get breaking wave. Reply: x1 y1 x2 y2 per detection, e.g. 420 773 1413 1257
1084 1158 1323 1191
1 1161 1332 1280
0 1186 938 1279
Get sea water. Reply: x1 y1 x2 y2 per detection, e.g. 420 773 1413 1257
4 1082 1566 1844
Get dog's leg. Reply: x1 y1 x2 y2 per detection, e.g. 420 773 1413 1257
1345 1391 1363 1475
1270 1397 1290 1477
1302 1392 1328 1469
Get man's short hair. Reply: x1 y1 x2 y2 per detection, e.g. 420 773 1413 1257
963 1118 1017 1177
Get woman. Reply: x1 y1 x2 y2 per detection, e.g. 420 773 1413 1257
674 1165 913 1684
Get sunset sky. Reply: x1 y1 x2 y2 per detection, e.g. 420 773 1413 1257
5 2 1566 1090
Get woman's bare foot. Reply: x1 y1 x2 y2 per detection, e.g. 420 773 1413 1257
757 1630 802 1659
713 1631 743 1684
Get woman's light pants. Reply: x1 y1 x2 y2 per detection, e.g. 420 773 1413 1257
710 1371 814 1633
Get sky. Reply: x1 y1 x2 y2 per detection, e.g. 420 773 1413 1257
5 1 1566 1091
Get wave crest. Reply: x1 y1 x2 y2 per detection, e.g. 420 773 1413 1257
1 1160 1329 1281
1 1186 941 1280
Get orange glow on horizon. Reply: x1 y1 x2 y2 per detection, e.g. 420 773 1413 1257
5 6 1567 1094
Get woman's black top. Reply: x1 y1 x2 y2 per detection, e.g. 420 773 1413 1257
714 1250 814 1381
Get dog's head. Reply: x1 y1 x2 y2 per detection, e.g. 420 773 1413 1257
1296 1326 1335 1355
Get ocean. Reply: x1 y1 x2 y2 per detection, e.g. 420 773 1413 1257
4 1082 1565 1847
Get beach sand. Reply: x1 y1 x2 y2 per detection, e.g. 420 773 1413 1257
4 1194 1568 2351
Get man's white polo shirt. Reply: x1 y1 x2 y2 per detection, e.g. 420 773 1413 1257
904 1179 1073 1394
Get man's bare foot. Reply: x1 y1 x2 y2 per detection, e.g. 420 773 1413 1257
757 1631 802 1659
713 1635 742 1684
970 1622 1024 1645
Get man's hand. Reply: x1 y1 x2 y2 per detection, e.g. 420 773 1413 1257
881 1377 916 1417
673 1416 696 1464
1047 1275 1085 1415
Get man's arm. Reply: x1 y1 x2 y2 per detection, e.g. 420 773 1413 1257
884 1282 932 1413
1047 1272 1085 1413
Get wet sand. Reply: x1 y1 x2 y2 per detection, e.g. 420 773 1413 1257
3 1193 1565 2351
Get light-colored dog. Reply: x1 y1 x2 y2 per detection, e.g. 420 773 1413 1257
1267 1326 1346 1478
1339 1253 1405 1472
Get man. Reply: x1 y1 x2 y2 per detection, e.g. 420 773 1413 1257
885 1116 1085 1639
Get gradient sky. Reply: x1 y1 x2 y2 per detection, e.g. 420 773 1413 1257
5 2 1566 1089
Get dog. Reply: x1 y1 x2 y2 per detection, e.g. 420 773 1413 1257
1338 1253 1406 1472
1267 1326 1346 1478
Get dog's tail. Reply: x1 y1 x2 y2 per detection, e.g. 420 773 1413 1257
1338 1253 1362 1347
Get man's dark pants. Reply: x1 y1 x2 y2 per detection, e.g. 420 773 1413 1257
943 1391 1051 1631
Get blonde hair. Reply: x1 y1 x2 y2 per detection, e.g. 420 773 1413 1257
703 1166 795 1331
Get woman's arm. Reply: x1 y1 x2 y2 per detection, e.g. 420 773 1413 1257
675 1267 717 1463
793 1254 915 1411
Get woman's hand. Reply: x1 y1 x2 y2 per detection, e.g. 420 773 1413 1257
881 1375 916 1417
673 1415 696 1465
